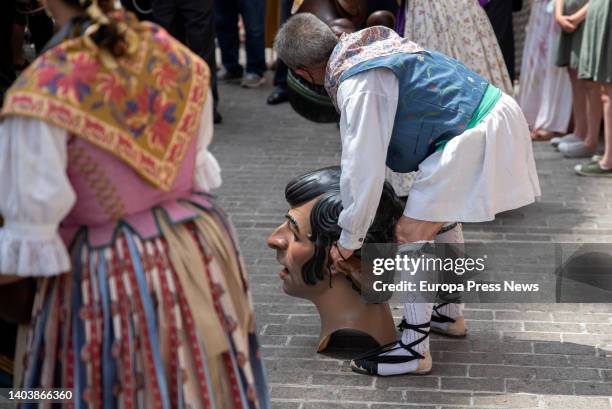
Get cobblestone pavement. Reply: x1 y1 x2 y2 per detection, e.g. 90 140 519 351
211 77 612 409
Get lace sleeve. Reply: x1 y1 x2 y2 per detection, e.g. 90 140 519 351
0 117 76 276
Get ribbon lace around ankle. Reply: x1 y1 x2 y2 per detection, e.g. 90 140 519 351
353 319 430 364
431 303 456 324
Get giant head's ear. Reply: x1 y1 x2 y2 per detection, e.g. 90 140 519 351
332 255 363 291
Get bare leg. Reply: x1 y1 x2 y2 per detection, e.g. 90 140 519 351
600 84 612 168
568 68 588 140
583 81 604 151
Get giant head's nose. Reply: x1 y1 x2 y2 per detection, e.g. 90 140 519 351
267 224 288 250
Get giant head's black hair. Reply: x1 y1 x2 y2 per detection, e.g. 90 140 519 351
285 166 403 285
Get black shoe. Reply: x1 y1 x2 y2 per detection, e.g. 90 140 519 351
214 108 222 124
350 320 432 376
267 87 289 105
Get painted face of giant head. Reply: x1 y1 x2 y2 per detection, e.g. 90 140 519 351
267 166 403 299
267 197 324 298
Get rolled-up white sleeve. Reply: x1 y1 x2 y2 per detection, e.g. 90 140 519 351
337 68 399 250
193 91 222 191
0 117 76 276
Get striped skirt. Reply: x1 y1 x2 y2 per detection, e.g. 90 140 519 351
19 202 270 409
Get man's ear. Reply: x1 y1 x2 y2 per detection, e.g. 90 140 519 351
294 67 310 82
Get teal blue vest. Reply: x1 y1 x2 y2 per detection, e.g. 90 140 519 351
340 50 489 173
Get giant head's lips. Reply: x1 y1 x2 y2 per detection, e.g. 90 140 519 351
276 255 290 279
287 69 340 123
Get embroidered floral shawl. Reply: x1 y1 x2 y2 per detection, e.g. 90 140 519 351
325 26 423 110
1 12 209 192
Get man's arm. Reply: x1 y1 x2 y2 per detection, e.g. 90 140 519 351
336 68 399 251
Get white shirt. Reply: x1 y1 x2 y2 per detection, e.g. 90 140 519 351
0 92 221 276
336 68 399 250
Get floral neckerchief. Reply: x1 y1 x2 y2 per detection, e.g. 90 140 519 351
1 12 209 192
325 26 423 110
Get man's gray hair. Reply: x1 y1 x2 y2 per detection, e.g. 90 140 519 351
274 13 338 69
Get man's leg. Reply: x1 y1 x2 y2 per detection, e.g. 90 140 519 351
237 0 267 86
351 217 445 376
177 0 222 122
267 0 292 104
152 0 178 36
431 223 467 337
351 241 434 376
214 0 243 77
394 217 446 368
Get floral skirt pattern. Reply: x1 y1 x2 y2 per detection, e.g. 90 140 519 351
19 202 270 409
402 0 513 94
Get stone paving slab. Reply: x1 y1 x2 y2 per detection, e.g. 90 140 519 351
211 76 612 408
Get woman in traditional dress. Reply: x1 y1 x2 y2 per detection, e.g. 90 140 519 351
389 0 514 198
518 0 573 140
0 1 270 407
574 0 612 176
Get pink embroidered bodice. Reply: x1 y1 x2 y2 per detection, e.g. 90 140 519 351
60 136 211 247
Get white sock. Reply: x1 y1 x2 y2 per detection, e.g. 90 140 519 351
373 303 432 376
435 223 464 245
432 303 463 321
375 242 432 376
432 223 464 328
401 302 432 355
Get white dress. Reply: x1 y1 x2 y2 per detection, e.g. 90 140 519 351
0 92 221 276
517 0 572 133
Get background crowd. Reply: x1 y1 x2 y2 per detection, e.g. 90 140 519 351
3 0 609 174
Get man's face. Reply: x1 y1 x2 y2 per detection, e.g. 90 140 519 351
267 198 325 298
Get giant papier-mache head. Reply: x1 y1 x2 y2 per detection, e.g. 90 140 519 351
285 166 403 286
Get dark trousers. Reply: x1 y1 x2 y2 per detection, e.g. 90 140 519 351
152 0 219 104
272 0 293 88
484 0 515 80
0 0 16 106
121 0 155 21
214 0 266 76
27 12 54 54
